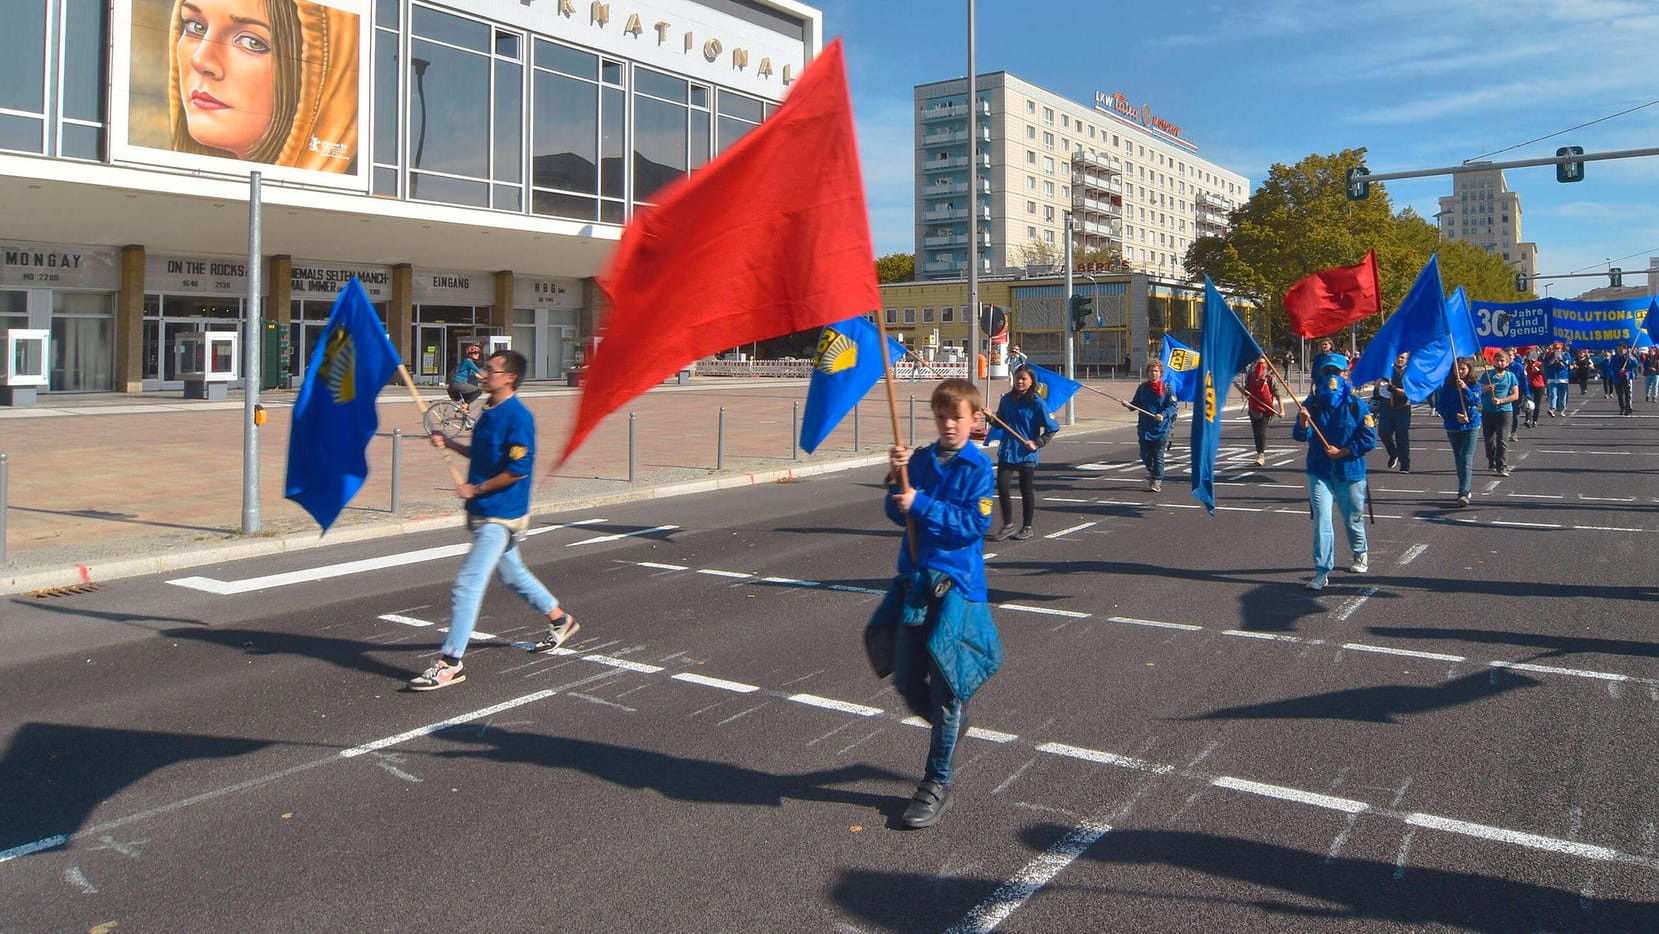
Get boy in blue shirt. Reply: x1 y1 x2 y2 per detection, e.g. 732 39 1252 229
412 350 580 690
869 378 1002 829
1481 349 1520 476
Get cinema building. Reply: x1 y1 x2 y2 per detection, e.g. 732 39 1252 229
1 0 819 394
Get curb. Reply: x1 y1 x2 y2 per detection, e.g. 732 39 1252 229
1 452 893 596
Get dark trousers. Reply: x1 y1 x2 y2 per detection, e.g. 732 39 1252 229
996 462 1037 529
892 623 964 787
1615 381 1633 414
1527 386 1546 424
1482 411 1510 470
1139 437 1167 480
1249 413 1272 454
1377 404 1411 470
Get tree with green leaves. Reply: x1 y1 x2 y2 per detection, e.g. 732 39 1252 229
876 252 914 284
1185 149 1530 349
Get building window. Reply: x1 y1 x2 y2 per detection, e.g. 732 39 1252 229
1027 175 1036 190
1042 181 1054 197
1043 107 1053 124
922 307 935 323
1026 124 1036 139
1026 100 1035 113
409 6 504 209
1043 205 1055 221
1026 150 1036 165
1026 200 1036 214
1042 131 1053 149
1026 226 1036 238
885 308 897 324
903 308 916 324
1043 156 1054 174
633 66 696 205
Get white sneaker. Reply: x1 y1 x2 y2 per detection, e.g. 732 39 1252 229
1306 572 1328 591
1254 453 1266 467
1350 553 1368 574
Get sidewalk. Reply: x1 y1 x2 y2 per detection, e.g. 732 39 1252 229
0 376 1145 594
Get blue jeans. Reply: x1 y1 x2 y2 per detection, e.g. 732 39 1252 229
442 519 557 658
892 623 965 787
1138 437 1167 480
1547 381 1569 411
1376 404 1411 469
1446 429 1477 497
1307 473 1367 574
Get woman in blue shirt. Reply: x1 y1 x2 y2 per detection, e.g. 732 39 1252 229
986 365 1059 540
1435 357 1482 507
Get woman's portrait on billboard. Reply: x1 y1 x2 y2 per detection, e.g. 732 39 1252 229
162 0 358 173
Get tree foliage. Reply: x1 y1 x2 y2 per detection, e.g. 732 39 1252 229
1185 149 1529 349
875 252 914 284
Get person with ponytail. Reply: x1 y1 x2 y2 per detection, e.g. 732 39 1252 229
986 365 1059 541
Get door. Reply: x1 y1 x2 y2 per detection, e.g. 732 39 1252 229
416 325 445 383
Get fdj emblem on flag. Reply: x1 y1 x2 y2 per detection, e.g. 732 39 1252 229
1167 348 1200 373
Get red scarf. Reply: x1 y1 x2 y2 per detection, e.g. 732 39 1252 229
1148 379 1165 397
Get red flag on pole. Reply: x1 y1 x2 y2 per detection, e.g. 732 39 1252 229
1284 249 1382 339
558 39 878 465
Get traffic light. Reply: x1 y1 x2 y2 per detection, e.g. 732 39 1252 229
1345 166 1371 201
1610 267 1623 287
1556 146 1584 183
1515 273 1527 292
1070 295 1093 331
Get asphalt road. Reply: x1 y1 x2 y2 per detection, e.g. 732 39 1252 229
3 395 1658 932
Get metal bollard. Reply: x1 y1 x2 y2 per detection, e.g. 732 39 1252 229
908 396 916 446
792 401 799 460
0 452 7 566
390 428 402 514
853 401 860 452
717 407 726 470
628 412 637 482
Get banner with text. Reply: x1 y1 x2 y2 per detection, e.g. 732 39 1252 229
1464 296 1654 350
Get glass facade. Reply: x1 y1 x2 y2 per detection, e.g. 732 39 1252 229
50 291 113 391
0 0 105 158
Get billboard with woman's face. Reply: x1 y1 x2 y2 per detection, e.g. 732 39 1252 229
113 0 366 187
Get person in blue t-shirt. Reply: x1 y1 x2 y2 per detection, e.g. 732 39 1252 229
1480 349 1520 476
1125 361 1179 493
1435 357 1482 507
412 350 580 691
986 365 1060 541
1293 354 1377 591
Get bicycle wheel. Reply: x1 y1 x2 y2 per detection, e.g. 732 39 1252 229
423 400 468 436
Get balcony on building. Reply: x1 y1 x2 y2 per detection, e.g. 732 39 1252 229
925 155 971 173
923 180 969 199
922 127 971 146
923 231 966 248
923 205 969 222
921 102 966 122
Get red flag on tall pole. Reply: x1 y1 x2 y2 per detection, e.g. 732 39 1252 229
558 39 879 465
1284 249 1381 339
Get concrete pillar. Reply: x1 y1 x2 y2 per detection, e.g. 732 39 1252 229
491 270 513 335
115 245 145 393
389 263 413 367
268 255 293 327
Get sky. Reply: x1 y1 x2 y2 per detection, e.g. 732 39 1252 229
815 0 1659 297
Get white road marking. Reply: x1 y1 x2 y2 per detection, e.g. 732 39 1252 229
1405 813 1621 861
759 576 821 587
697 569 754 579
787 694 884 717
340 690 555 758
944 818 1113 934
378 614 433 628
1573 525 1644 532
169 520 606 594
1490 520 1561 529
671 673 760 693
0 835 68 863
1579 495 1636 502
1508 492 1564 499
1222 630 1318 644
1046 496 1090 503
1213 776 1369 814
1044 521 1097 539
1342 643 1467 663
567 524 678 546
1396 544 1429 566
1107 615 1203 632
1331 586 1378 622
1483 480 1501 493
584 655 665 674
1035 742 1173 774
826 584 886 595
1489 661 1627 682
999 603 1091 619
637 561 689 571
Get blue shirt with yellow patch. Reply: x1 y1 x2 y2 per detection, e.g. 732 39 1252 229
467 394 536 519
885 441 994 602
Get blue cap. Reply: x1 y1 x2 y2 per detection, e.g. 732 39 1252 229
1320 353 1350 372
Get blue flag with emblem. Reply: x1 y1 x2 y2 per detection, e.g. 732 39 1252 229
799 316 906 454
1160 334 1202 402
285 277 402 531
1190 278 1265 514
1350 254 1453 404
1024 362 1083 415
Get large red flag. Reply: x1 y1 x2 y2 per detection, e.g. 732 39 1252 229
1284 249 1381 339
559 39 878 465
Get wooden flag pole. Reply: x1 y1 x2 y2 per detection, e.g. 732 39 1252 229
396 364 467 485
982 409 1033 449
872 317 919 563
1264 356 1334 450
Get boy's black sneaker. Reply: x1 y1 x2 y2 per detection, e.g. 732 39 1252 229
1013 527 1034 540
532 614 581 653
901 781 952 829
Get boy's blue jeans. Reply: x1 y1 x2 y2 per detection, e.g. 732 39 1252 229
891 623 965 787
442 519 557 659
1307 473 1367 575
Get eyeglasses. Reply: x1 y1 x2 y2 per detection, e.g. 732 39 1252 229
484 367 509 376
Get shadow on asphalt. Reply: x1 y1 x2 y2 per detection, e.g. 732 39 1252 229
160 626 421 683
0 722 270 858
7 504 225 535
1368 625 1659 663
430 727 908 813
1176 667 1541 725
1012 824 1659 932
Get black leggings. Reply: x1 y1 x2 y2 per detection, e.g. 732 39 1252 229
996 462 1036 528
